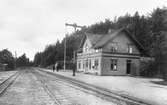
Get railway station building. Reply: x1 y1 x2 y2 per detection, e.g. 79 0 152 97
77 28 147 76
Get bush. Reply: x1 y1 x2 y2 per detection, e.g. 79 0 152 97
140 60 156 77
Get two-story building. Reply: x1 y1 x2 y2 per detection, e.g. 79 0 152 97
77 28 146 76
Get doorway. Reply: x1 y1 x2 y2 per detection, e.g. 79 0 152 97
126 60 131 74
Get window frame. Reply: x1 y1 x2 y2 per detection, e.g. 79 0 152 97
78 61 81 69
84 43 89 52
94 59 99 70
128 44 133 54
85 59 88 68
110 59 118 71
89 59 91 70
110 42 118 52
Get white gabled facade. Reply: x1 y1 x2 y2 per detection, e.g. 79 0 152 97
77 38 102 74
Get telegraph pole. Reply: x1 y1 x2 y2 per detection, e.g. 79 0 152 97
65 23 84 32
64 23 85 73
14 51 17 69
64 33 67 71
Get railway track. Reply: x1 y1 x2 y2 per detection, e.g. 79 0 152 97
33 70 74 105
34 70 126 105
37 69 151 105
0 71 20 96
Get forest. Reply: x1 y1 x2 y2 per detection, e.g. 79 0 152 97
32 7 167 79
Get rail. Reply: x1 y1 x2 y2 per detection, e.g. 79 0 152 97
39 69 151 105
0 71 20 96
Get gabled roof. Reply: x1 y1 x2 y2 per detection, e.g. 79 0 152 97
79 28 147 56
79 33 103 49
93 28 145 50
92 29 120 49
86 33 104 46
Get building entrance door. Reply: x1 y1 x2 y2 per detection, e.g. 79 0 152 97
126 60 131 74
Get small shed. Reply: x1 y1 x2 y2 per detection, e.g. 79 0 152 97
0 63 7 71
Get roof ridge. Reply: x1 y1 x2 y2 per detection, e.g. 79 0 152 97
92 35 104 46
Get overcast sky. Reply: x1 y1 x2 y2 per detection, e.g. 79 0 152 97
0 0 166 60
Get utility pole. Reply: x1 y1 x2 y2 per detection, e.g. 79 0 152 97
64 33 67 71
14 51 17 69
64 23 85 71
65 23 84 32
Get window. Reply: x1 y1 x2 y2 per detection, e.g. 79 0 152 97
85 60 88 68
110 43 117 52
95 49 102 53
89 59 91 69
111 47 117 52
111 59 117 71
95 49 98 52
84 43 89 52
94 59 99 70
128 45 133 54
78 61 81 69
83 63 85 69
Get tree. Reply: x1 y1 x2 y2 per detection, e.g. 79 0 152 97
16 53 30 67
0 49 15 70
87 19 116 34
149 7 167 77
34 52 42 66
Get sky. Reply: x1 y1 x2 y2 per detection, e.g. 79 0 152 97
0 0 166 60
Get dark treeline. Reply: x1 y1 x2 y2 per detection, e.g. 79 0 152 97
16 53 33 67
0 49 33 70
33 29 86 69
33 7 167 79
